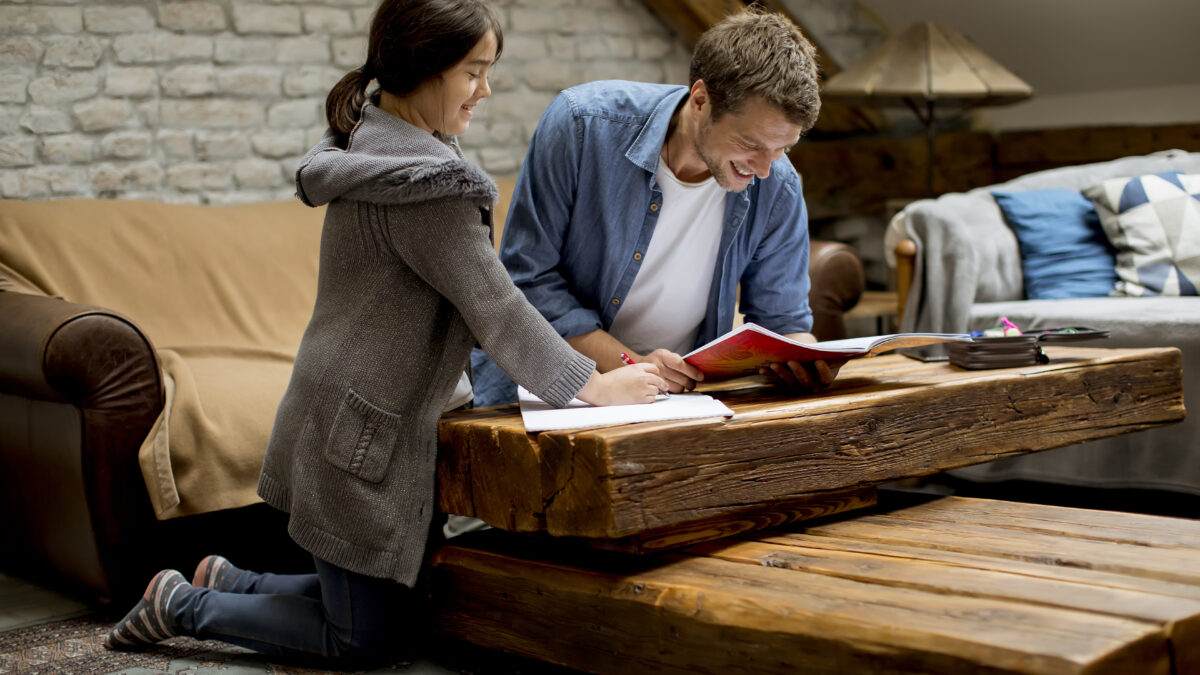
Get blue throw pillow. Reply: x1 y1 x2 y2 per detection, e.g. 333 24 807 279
991 189 1118 299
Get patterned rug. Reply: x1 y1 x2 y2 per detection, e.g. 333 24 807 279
0 615 368 675
0 613 575 675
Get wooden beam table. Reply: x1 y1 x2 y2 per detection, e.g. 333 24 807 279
437 347 1184 551
430 493 1200 675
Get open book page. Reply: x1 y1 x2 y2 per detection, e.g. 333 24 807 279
683 323 972 377
517 386 734 432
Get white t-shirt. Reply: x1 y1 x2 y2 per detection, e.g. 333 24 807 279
608 157 726 355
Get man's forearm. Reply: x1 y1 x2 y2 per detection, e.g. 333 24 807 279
566 329 639 373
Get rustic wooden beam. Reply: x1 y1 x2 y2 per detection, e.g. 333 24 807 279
558 487 876 553
793 121 1200 220
431 494 1200 674
995 122 1200 180
791 130 997 219
438 347 1185 547
640 0 884 133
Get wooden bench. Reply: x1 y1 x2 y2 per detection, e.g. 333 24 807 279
430 494 1200 674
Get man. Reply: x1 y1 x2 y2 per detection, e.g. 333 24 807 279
471 9 841 407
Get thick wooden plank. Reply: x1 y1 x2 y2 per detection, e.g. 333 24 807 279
996 123 1200 179
802 514 1200 586
747 530 1200 603
567 487 876 553
431 526 1174 675
438 348 1185 546
794 122 1200 216
792 131 997 216
869 495 1200 550
689 536 1200 672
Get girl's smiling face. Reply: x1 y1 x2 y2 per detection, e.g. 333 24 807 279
397 29 498 137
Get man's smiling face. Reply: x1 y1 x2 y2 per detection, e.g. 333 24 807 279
692 95 802 192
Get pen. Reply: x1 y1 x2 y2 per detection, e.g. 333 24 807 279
619 352 670 397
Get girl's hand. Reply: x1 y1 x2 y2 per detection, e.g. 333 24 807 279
577 363 667 406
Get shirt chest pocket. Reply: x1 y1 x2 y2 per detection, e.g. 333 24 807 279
323 388 403 484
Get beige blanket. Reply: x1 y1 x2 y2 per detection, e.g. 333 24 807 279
139 347 297 518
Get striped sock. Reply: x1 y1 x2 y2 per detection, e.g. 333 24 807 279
192 554 242 592
104 570 188 650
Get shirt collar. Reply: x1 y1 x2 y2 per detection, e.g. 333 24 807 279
625 86 690 174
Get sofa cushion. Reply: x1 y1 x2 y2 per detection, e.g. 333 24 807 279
991 189 1117 300
1083 171 1200 297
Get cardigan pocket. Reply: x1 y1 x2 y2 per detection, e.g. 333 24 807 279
323 388 402 484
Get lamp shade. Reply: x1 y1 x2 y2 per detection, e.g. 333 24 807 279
822 21 1033 108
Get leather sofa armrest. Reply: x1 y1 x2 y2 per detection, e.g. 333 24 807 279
808 239 866 341
0 290 164 599
0 291 162 409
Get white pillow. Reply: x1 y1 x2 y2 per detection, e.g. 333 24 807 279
1083 171 1199 296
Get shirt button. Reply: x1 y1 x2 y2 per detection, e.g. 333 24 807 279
633 252 643 261
649 203 659 212
611 298 620 306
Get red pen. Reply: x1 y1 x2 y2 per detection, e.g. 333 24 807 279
619 352 670 397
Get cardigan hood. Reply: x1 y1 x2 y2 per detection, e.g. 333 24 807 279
295 102 498 208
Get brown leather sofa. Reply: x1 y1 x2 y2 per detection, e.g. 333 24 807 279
0 183 863 604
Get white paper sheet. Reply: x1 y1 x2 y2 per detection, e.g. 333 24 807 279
517 386 735 432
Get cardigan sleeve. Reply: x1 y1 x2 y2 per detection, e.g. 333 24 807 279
379 197 594 408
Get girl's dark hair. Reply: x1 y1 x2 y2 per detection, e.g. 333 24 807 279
325 0 503 135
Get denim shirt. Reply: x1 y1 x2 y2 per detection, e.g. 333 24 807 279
471 80 813 406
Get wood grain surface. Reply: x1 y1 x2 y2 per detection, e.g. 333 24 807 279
430 494 1200 674
438 347 1184 547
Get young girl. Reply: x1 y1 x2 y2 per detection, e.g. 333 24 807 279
104 0 665 668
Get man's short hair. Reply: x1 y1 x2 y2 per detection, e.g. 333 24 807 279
689 8 821 131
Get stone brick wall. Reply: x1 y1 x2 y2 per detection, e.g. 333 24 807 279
0 0 691 203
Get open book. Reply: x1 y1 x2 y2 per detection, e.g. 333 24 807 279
683 323 972 377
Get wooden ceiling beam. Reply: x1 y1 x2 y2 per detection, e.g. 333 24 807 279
641 0 885 134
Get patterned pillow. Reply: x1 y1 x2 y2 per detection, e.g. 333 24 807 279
1082 171 1199 296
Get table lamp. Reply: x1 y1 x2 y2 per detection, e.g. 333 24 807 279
821 21 1034 196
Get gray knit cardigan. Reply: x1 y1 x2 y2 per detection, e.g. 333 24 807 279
258 103 595 585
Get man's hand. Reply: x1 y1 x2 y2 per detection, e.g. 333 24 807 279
566 329 705 394
758 358 845 392
758 331 844 392
633 348 706 394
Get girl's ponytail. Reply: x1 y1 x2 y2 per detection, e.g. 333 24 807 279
325 66 371 136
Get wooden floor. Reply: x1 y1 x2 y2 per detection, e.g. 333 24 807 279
430 493 1200 675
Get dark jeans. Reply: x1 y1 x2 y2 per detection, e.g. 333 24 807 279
172 555 411 670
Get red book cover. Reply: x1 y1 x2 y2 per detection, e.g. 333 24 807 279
683 323 971 377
